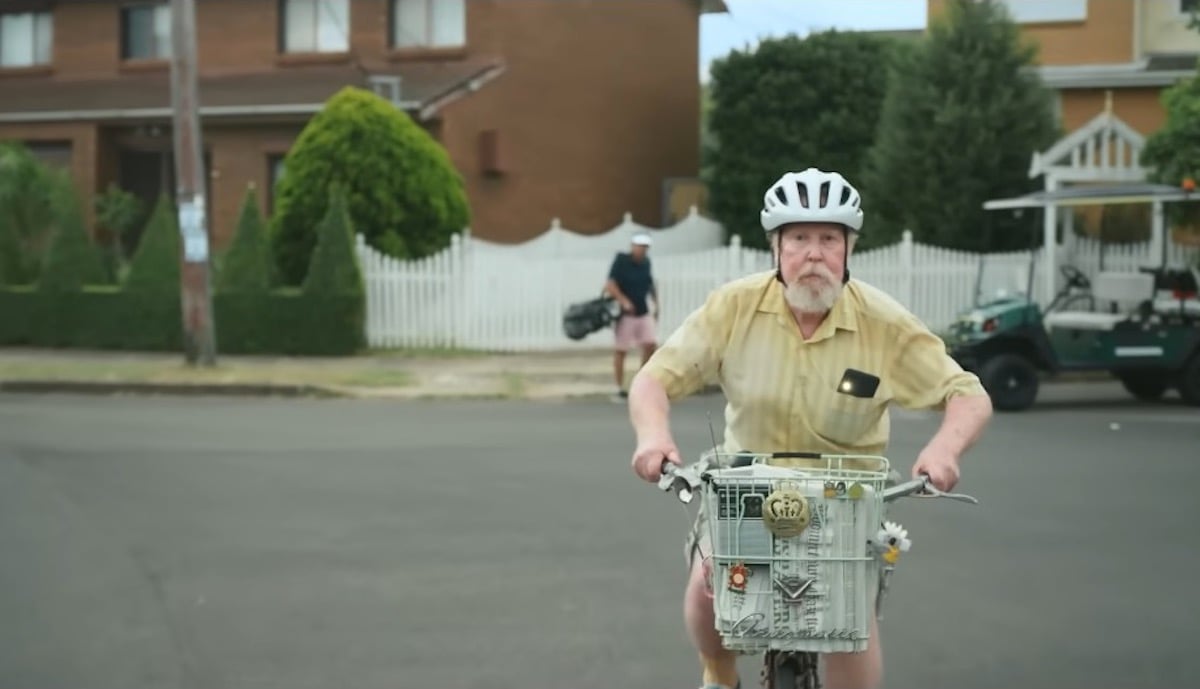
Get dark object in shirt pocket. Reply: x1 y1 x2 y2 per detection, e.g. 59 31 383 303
837 368 880 399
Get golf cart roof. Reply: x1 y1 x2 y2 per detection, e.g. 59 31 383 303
983 183 1197 210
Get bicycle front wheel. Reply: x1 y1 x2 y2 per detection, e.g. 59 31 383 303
763 650 820 689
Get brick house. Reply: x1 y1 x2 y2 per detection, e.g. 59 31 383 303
928 0 1200 135
0 0 723 251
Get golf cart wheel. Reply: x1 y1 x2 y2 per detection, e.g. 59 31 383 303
979 354 1039 411
1181 355 1200 407
1115 370 1170 401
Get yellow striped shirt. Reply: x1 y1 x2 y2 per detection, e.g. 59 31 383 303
642 270 986 458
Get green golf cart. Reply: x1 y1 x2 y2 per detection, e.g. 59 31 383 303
946 183 1200 411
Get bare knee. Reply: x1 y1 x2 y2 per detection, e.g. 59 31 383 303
683 559 726 658
821 615 882 689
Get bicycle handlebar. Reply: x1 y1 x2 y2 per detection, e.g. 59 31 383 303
657 458 979 506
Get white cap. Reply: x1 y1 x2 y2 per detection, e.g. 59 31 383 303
631 233 652 246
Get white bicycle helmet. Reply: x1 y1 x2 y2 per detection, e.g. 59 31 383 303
760 168 864 234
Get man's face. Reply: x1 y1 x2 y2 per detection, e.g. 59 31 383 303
631 243 648 260
774 223 850 314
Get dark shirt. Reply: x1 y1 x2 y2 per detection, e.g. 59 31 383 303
608 252 655 316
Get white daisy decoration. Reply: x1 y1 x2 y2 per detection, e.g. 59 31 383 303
875 521 912 563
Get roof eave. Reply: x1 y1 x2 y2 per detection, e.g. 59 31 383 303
1035 62 1196 89
417 62 507 120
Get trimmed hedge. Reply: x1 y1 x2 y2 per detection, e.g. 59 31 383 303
0 180 365 356
0 288 363 355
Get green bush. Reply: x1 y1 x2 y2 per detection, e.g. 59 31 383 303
215 291 364 354
0 287 364 355
269 86 469 284
217 186 273 293
0 184 365 355
37 187 109 292
123 193 181 294
0 142 77 282
0 216 26 285
303 186 364 295
705 31 907 249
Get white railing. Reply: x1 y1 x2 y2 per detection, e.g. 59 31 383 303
357 223 1199 352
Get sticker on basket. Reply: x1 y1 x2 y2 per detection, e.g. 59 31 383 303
727 562 752 592
763 483 810 537
823 480 848 499
872 521 912 564
774 575 815 604
848 482 865 500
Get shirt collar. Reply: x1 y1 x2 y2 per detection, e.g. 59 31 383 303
756 274 860 342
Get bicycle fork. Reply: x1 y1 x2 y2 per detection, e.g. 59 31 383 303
874 563 895 621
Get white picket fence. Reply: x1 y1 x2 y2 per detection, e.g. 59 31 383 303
356 216 1199 352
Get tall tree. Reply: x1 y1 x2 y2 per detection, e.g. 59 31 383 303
863 0 1058 251
1140 58 1200 236
705 30 907 250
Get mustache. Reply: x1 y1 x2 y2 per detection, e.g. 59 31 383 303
794 264 836 282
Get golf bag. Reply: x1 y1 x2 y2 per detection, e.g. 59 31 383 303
563 294 620 341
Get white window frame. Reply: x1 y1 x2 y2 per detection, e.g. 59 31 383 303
392 0 465 50
994 0 1087 24
121 3 172 60
281 0 350 54
0 11 53 68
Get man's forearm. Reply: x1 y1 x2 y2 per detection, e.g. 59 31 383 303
929 393 992 458
629 371 672 441
605 279 630 304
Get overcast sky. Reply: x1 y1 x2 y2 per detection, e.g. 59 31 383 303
700 0 928 81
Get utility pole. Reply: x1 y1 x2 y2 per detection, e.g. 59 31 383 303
169 0 217 366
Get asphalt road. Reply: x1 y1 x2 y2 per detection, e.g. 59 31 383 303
1 383 1197 689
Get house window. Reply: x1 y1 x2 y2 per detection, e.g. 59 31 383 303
24 141 72 170
391 0 465 49
995 0 1086 24
281 0 349 53
0 11 53 67
267 154 287 215
1182 0 1200 14
121 3 172 60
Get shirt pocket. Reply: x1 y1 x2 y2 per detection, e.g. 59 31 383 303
806 372 887 446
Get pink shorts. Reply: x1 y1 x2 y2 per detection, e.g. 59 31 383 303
614 314 657 352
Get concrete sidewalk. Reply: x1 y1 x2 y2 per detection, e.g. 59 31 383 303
0 346 1112 401
0 347 625 400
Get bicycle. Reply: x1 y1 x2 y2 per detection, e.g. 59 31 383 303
659 451 979 689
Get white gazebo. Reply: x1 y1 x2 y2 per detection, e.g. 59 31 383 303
1022 93 1166 304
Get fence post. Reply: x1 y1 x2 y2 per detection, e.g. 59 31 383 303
728 233 742 281
900 229 915 307
449 232 463 348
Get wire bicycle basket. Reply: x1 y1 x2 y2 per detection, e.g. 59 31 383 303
700 452 892 655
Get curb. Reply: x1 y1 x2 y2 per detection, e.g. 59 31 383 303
0 373 1119 401
0 380 347 398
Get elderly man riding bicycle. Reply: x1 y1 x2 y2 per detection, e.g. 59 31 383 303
626 168 993 689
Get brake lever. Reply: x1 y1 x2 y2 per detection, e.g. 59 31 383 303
657 462 701 504
914 475 980 505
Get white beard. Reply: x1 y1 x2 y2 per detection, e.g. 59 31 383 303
784 274 842 314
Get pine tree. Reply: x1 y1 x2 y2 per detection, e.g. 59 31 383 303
36 186 108 292
863 0 1058 251
216 186 273 293
123 194 181 294
302 186 363 295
